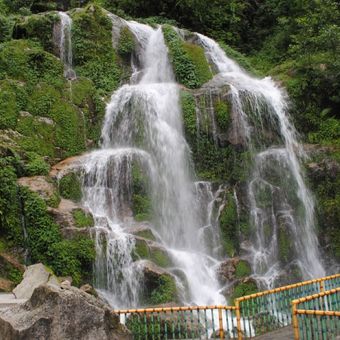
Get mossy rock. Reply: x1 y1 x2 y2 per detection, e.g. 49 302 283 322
219 193 239 257
59 172 82 202
72 4 122 95
215 100 231 131
180 90 197 140
231 280 258 304
72 208 94 228
132 238 172 268
13 12 59 52
278 225 294 264
163 25 212 89
0 39 64 89
235 260 251 278
117 26 135 57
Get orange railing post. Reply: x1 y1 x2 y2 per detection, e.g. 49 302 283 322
218 307 224 339
235 299 242 340
292 299 300 340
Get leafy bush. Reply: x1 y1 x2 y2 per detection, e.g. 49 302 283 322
59 173 82 202
149 274 177 304
163 25 212 89
117 26 135 57
72 4 122 95
72 208 94 228
23 151 50 176
235 260 251 278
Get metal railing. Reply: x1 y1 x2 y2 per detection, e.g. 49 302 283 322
113 273 340 339
235 273 340 339
114 305 237 339
292 287 340 340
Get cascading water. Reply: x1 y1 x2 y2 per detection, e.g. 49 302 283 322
80 22 226 308
197 33 325 287
58 12 75 79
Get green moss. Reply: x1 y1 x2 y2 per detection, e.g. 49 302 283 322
71 78 106 144
132 238 149 259
72 5 122 95
0 80 18 129
117 26 135 57
235 260 251 278
134 229 156 241
182 42 212 86
0 157 23 246
0 15 15 42
19 187 94 286
149 274 177 305
163 25 212 89
13 12 59 52
131 163 152 221
46 191 60 208
8 267 23 285
72 209 94 228
149 247 172 268
181 90 197 139
215 101 231 131
0 40 64 89
278 226 293 264
48 237 95 286
231 281 258 304
16 110 56 158
22 151 50 176
59 173 82 202
133 239 171 268
219 193 239 257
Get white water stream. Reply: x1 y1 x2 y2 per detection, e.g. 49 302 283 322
197 34 325 287
58 12 76 79
81 23 226 308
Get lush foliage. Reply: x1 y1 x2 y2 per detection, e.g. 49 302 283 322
163 25 212 88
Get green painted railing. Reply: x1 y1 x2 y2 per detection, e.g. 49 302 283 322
292 288 340 340
114 273 340 339
115 305 237 339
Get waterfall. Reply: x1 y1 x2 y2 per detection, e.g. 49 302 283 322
80 22 226 307
58 12 76 80
197 34 325 287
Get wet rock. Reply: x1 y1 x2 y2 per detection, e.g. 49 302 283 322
17 176 56 203
13 264 59 300
0 284 131 340
47 199 92 239
80 284 98 297
49 155 84 178
216 258 239 283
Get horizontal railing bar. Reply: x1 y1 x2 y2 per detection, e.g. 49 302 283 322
237 273 340 302
296 309 340 317
113 305 237 314
292 287 340 305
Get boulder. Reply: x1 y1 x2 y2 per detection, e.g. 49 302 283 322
13 264 59 300
0 284 131 340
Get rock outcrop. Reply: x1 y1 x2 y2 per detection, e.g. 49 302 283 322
0 283 131 340
13 263 59 300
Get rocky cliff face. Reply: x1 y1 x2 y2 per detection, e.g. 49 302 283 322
0 283 131 340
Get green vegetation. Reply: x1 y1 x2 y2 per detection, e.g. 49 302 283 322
214 100 231 131
219 194 239 257
235 260 251 278
131 164 152 221
133 239 171 268
13 12 59 52
72 209 94 228
72 4 122 95
148 274 177 305
19 187 95 285
231 281 258 304
117 26 135 57
163 25 212 88
59 173 82 202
